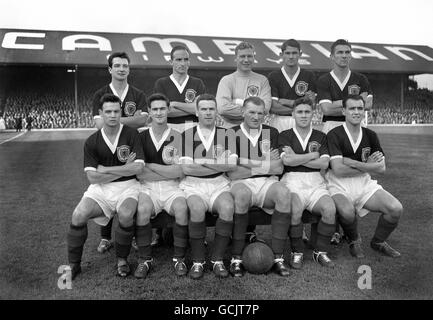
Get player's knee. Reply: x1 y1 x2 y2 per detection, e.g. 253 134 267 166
336 203 355 222
118 207 136 227
388 200 403 221
72 206 91 226
321 205 336 224
233 187 252 210
218 199 234 221
275 185 291 210
188 201 206 222
173 201 189 226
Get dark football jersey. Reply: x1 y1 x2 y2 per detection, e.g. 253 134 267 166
84 125 145 182
180 126 236 178
268 67 317 115
153 75 206 124
231 124 279 178
278 128 329 173
327 124 384 167
138 127 182 165
92 84 148 118
317 71 372 122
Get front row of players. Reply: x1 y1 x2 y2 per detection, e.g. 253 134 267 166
67 92 403 280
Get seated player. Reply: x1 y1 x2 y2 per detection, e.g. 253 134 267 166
279 97 336 269
135 93 189 278
179 93 238 279
66 94 144 279
227 97 292 277
327 95 403 258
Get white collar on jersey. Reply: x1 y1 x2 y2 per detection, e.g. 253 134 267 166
240 123 262 147
170 74 190 94
293 126 313 152
109 83 129 103
149 126 171 152
101 124 124 154
281 66 300 88
196 125 216 152
343 123 363 153
330 70 351 92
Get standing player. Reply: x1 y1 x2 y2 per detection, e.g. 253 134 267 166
279 97 336 269
317 39 373 134
268 39 317 132
317 39 373 244
134 93 189 278
153 45 207 133
216 41 272 129
227 97 292 277
179 93 238 279
92 52 148 254
66 94 144 279
327 95 403 259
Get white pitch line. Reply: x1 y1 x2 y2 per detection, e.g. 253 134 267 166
0 132 26 145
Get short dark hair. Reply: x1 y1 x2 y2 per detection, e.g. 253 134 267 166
243 96 265 108
331 39 351 55
196 93 217 109
343 94 365 108
148 93 170 108
281 39 301 53
235 41 255 56
99 93 122 109
294 96 314 109
170 45 189 60
108 52 130 68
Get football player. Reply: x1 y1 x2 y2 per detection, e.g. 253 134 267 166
179 93 238 279
279 97 336 269
216 41 272 129
67 94 144 279
227 96 292 277
317 39 373 134
268 39 317 132
153 45 207 133
92 52 148 254
327 95 403 259
134 93 189 278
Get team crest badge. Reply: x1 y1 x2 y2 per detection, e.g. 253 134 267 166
308 141 321 153
361 147 371 162
117 145 131 162
162 145 180 164
260 139 271 154
247 85 259 97
348 85 361 95
212 144 225 159
185 89 197 103
295 81 308 96
124 101 137 116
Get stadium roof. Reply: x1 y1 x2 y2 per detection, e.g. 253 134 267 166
1 28 433 74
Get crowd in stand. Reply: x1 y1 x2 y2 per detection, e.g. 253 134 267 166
1 88 433 130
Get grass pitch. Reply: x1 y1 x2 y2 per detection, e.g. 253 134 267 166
0 130 432 300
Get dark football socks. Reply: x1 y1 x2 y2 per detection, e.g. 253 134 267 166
67 224 88 264
271 209 291 255
189 220 206 262
115 224 134 259
135 224 152 260
338 215 359 242
289 223 304 253
231 213 249 257
211 218 233 261
372 214 398 243
315 221 335 252
173 223 188 258
100 217 113 240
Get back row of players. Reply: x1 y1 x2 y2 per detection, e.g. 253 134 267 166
66 39 403 280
